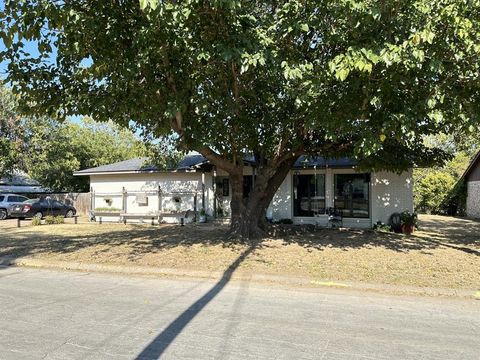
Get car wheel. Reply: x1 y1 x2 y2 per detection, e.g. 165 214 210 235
0 209 7 220
34 211 43 219
65 210 74 218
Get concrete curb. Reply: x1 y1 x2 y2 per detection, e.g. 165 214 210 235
4 257 478 300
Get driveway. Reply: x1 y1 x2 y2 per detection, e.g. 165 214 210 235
0 267 478 360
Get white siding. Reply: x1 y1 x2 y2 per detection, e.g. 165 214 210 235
370 170 414 225
269 170 293 220
466 181 480 218
88 167 413 229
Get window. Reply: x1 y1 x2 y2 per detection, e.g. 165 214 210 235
222 178 230 197
0 196 4 202
334 174 370 218
293 174 326 216
7 196 28 203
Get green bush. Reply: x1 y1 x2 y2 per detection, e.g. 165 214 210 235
44 215 55 224
414 170 456 214
31 217 42 226
54 216 65 224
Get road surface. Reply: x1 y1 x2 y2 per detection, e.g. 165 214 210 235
0 267 478 359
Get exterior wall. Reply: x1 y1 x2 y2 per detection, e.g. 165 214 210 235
466 181 480 218
370 169 414 225
88 167 413 228
467 160 480 182
90 172 205 223
269 168 413 229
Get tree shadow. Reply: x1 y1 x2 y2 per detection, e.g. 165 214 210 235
1 215 479 270
134 243 257 360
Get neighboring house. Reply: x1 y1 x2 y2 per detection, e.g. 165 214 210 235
74 154 413 228
462 151 480 219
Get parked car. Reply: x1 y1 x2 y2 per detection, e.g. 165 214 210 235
10 198 76 219
0 193 30 220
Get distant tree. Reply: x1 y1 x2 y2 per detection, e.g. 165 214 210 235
414 135 475 215
0 86 24 177
23 118 148 192
2 1 480 237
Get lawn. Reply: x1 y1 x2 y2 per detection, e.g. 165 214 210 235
0 215 479 290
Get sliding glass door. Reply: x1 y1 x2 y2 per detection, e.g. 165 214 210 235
334 174 370 218
293 174 326 216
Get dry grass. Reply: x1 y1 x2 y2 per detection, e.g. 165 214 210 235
0 215 479 290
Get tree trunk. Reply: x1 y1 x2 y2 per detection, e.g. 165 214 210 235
227 158 297 239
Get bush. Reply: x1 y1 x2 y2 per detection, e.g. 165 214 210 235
414 170 456 214
31 217 42 226
44 215 55 224
54 216 65 224
373 221 391 232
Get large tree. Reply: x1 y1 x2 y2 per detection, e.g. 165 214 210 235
1 1 480 237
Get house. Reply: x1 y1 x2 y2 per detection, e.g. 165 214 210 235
73 154 413 228
462 151 480 218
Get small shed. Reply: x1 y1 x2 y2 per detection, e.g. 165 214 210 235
462 151 480 218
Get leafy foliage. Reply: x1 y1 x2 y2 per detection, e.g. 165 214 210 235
413 135 476 215
2 1 480 235
0 86 23 176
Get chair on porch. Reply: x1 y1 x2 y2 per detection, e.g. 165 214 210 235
327 207 343 228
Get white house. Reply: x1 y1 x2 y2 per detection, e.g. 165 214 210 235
74 154 413 228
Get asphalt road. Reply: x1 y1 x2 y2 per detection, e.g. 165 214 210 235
0 267 478 360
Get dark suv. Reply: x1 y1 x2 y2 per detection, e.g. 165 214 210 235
0 193 30 220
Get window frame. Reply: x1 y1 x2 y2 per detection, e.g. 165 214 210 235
334 173 370 219
292 172 327 217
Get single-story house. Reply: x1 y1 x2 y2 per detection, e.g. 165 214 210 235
74 154 413 228
462 151 480 218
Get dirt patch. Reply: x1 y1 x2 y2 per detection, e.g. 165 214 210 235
0 215 479 290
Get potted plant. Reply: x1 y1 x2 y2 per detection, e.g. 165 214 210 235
199 208 207 223
400 210 418 234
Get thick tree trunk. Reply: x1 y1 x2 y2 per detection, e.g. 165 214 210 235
227 158 297 239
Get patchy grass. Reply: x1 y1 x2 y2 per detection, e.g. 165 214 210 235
0 215 479 290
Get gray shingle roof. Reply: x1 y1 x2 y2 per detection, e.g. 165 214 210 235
74 154 356 175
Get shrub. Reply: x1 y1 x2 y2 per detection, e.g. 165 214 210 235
44 215 55 224
414 170 456 214
54 216 65 224
373 221 391 232
31 217 42 226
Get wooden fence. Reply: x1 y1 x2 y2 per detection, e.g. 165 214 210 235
40 193 91 215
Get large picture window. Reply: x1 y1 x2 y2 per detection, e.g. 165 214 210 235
293 174 326 216
334 174 370 218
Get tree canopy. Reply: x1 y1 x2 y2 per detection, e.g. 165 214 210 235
1 0 480 236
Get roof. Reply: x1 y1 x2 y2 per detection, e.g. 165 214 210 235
293 156 356 168
461 150 480 181
74 154 357 176
73 155 208 175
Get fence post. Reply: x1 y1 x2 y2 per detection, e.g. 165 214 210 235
17 218 21 228
90 187 94 212
122 187 127 214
